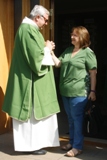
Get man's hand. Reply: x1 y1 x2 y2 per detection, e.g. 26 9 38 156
45 40 55 51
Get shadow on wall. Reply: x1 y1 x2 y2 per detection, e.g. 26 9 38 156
0 86 12 134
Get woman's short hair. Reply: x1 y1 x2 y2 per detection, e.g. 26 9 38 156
71 26 91 48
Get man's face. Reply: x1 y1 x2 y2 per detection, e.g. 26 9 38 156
36 14 49 29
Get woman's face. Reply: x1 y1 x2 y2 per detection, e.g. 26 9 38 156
71 30 80 46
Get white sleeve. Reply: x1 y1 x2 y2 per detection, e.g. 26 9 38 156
41 47 55 66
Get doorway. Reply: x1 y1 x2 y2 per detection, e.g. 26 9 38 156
54 0 107 139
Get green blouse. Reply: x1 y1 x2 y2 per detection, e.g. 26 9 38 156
59 46 97 97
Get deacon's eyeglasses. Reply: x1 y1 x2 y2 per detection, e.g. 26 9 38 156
41 15 48 23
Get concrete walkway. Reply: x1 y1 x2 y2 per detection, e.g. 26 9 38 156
0 131 107 160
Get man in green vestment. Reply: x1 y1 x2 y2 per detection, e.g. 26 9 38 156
2 5 60 155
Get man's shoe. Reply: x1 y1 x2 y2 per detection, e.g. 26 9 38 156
32 149 47 155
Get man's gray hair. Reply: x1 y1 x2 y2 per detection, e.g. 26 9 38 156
29 5 50 19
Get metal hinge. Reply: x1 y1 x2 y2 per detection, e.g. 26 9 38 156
50 9 53 16
50 22 53 30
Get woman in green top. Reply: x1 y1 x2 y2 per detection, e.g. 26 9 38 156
51 26 97 157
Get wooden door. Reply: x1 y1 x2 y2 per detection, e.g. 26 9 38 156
40 0 52 40
0 0 14 134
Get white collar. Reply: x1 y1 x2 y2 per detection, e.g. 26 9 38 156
22 17 39 29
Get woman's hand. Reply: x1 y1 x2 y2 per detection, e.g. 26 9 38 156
88 91 96 101
51 41 55 50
